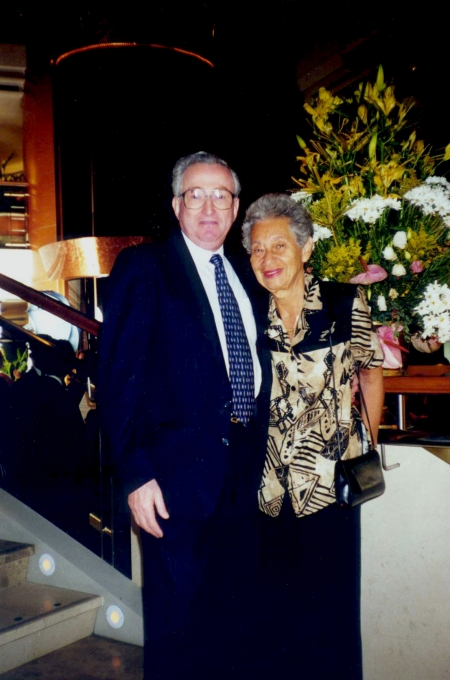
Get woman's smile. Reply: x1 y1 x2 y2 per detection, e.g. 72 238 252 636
262 267 283 278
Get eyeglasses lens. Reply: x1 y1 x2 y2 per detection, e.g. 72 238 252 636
183 189 233 209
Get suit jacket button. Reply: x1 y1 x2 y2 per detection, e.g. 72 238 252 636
222 438 229 446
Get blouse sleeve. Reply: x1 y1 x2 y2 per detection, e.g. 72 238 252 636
350 286 384 369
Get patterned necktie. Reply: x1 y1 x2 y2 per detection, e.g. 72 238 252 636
210 254 255 424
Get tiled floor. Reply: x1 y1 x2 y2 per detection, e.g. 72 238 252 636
0 635 143 680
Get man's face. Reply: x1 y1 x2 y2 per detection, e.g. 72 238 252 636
172 163 239 251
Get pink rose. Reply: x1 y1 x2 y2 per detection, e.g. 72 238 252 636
410 260 424 273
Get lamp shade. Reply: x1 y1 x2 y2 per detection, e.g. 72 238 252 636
39 236 148 280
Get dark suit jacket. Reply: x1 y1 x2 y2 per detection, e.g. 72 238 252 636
99 228 270 520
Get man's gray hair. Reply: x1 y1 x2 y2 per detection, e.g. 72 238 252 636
242 193 313 253
172 151 241 197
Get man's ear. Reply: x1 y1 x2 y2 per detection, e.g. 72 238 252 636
232 197 240 222
172 196 180 219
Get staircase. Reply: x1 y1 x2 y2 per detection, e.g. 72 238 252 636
0 539 102 675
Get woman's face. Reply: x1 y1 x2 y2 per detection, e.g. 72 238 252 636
250 217 313 295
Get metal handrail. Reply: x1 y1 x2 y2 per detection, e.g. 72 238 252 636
0 272 100 337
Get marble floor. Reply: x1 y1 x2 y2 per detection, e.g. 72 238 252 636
0 635 143 679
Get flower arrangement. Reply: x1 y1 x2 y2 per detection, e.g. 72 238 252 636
293 66 450 355
414 281 450 344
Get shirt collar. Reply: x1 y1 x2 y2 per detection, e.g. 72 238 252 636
181 231 224 266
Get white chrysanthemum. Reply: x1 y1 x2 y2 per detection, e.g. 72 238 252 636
441 287 450 307
312 223 333 243
414 281 450 343
415 301 428 316
345 195 401 224
426 176 450 190
436 318 450 343
404 181 450 220
383 245 397 261
392 231 408 249
291 191 313 205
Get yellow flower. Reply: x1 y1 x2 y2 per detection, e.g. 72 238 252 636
304 88 343 134
309 190 347 229
401 130 416 152
322 238 363 282
444 143 450 162
341 175 366 198
372 161 406 192
407 228 442 267
358 105 368 124
360 82 397 117
297 147 320 176
421 154 435 174
338 128 368 153
414 140 425 156
397 98 414 123
381 87 397 116
353 133 372 153
321 171 343 188
399 171 420 195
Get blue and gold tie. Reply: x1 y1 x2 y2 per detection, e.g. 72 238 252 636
210 254 255 424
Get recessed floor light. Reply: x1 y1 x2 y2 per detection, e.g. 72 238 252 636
106 605 125 629
39 554 56 576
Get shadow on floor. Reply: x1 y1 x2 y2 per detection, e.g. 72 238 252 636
0 635 143 680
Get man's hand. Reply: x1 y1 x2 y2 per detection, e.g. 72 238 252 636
128 479 170 538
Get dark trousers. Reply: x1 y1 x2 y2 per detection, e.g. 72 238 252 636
258 500 363 680
141 422 261 680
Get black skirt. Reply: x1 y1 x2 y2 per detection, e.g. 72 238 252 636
257 499 362 680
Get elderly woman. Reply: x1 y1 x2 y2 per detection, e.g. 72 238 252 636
242 194 384 680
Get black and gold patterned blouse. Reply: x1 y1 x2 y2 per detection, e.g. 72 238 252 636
259 274 384 519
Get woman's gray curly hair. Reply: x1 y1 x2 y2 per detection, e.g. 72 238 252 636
242 193 313 254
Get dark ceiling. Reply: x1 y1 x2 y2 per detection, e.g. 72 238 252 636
1 2 448 213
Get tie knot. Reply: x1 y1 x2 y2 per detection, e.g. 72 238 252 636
210 254 223 268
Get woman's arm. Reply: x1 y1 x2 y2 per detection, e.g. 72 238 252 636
358 365 384 446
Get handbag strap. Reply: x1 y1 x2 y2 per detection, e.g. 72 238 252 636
328 330 376 460
356 374 376 447
322 281 378 454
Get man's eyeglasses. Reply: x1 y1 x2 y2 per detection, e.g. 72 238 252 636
180 188 236 210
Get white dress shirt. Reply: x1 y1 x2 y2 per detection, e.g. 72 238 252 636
182 232 262 396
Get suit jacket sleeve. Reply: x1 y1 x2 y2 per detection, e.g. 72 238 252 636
99 245 160 492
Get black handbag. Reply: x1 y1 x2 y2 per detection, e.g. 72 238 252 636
335 448 386 507
329 336 386 508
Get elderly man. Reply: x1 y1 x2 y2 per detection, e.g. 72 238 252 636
99 152 269 680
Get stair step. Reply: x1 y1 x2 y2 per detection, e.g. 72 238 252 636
0 540 34 590
0 582 103 674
